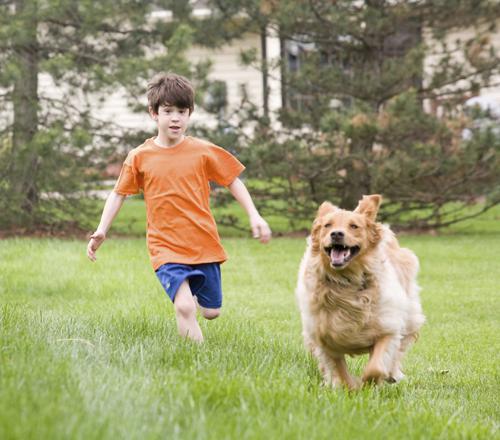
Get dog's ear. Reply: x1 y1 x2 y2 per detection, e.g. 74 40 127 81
354 194 382 221
316 201 337 218
310 218 323 253
311 202 337 253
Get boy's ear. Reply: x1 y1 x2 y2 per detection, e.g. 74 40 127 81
148 106 158 120
354 194 382 221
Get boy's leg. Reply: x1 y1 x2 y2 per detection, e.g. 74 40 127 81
174 280 203 342
199 303 220 320
192 263 222 320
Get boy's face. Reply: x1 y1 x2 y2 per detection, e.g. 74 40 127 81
150 103 190 144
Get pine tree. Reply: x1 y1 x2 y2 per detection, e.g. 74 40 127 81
0 0 202 231
208 0 500 230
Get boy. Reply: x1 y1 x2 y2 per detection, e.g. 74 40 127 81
87 73 271 342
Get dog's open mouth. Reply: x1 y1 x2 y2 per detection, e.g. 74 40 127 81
325 244 360 268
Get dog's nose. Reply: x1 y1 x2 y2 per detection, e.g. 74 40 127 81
330 231 344 240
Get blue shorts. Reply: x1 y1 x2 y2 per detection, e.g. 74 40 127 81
155 263 222 309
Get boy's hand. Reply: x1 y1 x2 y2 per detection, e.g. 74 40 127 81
87 230 106 261
250 215 272 244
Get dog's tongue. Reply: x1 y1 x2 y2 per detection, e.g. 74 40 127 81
331 247 349 265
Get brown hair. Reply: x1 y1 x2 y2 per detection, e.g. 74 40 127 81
147 73 195 114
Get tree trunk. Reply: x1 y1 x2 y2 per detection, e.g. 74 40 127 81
11 0 39 216
260 23 269 121
341 150 372 210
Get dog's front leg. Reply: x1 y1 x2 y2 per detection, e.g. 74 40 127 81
362 335 397 385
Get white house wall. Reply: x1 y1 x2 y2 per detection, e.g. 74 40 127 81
423 18 500 113
36 32 281 133
186 32 281 127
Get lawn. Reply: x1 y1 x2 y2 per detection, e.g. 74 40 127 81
1 228 499 439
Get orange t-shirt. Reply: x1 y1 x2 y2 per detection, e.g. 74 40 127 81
114 136 245 270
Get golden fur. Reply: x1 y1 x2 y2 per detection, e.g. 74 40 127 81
296 195 425 389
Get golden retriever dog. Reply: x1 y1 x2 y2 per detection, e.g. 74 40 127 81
296 195 425 389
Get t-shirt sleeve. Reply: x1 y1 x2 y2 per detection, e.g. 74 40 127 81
113 151 143 195
205 145 245 186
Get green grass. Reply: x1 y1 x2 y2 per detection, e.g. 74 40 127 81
1 232 499 439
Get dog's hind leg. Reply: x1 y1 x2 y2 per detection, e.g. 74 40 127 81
387 333 418 382
386 342 405 383
315 349 359 390
314 348 337 386
333 356 360 390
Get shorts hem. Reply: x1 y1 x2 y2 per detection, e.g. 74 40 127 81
196 301 222 309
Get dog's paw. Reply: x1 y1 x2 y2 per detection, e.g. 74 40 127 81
362 365 388 385
346 376 362 391
327 375 361 391
386 369 405 383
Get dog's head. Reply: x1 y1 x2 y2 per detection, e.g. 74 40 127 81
311 195 382 270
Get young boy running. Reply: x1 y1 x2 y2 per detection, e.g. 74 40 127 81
87 73 271 342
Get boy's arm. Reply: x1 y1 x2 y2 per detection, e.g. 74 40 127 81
87 190 126 261
227 177 271 243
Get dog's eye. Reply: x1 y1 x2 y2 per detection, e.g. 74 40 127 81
350 223 359 229
324 223 332 228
